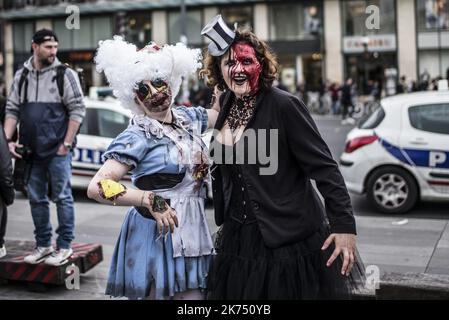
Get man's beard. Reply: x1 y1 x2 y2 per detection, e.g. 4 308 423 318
40 56 54 66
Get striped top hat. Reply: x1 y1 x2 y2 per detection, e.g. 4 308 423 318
201 14 235 56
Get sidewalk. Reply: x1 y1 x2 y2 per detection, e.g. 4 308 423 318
354 216 449 276
0 201 448 299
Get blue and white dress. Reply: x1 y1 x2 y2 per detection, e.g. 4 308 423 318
102 106 214 300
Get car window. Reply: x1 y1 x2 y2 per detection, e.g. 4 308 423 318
79 108 93 135
97 109 130 138
358 106 385 129
408 103 449 135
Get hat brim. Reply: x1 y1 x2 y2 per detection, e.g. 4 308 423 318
208 42 229 57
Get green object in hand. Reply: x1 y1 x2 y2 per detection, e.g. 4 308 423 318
153 195 167 212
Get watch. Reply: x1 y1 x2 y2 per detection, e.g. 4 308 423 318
63 141 73 151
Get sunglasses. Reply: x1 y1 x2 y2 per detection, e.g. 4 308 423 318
136 79 168 101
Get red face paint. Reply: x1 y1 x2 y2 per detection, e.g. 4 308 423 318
229 42 262 94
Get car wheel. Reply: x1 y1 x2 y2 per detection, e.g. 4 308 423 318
366 166 418 214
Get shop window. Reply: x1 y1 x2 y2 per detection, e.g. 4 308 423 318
124 13 152 49
342 0 396 36
53 16 112 50
13 21 34 53
220 6 252 29
269 2 323 41
344 52 397 95
418 49 449 79
73 17 92 50
168 10 202 45
93 16 113 47
417 0 449 31
53 19 72 50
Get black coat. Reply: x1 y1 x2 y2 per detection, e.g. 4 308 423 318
0 123 14 207
210 87 356 248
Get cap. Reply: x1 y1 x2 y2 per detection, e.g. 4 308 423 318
32 29 59 45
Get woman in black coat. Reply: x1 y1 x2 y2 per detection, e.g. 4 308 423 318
200 18 364 299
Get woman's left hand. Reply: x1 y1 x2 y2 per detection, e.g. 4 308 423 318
321 233 356 276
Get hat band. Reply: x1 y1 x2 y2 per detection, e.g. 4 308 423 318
205 25 234 51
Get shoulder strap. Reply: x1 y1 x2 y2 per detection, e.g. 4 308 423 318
56 64 67 98
18 68 29 104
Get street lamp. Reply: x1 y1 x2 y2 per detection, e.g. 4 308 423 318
180 0 187 44
437 7 442 77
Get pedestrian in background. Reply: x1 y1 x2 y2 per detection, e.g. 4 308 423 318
3 29 85 266
340 78 355 125
329 82 341 115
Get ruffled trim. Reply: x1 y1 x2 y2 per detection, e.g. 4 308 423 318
132 114 165 139
131 108 194 141
103 152 138 169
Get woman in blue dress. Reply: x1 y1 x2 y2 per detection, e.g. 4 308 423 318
87 37 220 300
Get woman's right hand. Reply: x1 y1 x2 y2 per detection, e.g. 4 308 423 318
146 195 179 235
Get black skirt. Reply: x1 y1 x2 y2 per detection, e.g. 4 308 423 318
206 218 366 300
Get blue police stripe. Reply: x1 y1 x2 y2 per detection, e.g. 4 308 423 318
73 148 105 165
379 137 449 169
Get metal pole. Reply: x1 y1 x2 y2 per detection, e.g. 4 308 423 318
363 44 368 95
180 0 187 44
437 13 442 77
179 0 189 105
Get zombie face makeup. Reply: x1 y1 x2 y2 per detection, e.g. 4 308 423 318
220 42 262 97
135 79 172 113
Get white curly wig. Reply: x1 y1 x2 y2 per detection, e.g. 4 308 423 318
95 36 202 114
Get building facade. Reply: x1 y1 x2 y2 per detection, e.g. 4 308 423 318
0 0 446 96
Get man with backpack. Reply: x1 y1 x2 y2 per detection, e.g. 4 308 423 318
3 29 85 266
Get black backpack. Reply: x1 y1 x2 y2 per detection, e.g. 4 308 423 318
17 64 85 104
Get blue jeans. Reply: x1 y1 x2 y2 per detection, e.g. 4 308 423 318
331 100 340 115
27 154 74 249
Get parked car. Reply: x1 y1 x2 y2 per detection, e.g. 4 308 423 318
339 87 449 213
71 96 132 189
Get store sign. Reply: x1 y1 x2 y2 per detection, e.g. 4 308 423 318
69 51 94 62
343 35 396 53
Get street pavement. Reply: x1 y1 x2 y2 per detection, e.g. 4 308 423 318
0 114 448 299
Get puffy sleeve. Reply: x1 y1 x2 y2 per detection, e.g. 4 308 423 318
102 129 148 170
175 106 209 134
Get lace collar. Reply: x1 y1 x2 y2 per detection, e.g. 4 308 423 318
132 108 191 140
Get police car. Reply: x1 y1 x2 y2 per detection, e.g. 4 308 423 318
339 82 449 214
71 95 132 189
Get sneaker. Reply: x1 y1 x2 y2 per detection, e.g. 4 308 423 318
44 248 73 266
341 119 348 125
24 246 54 264
0 246 6 259
347 117 356 125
